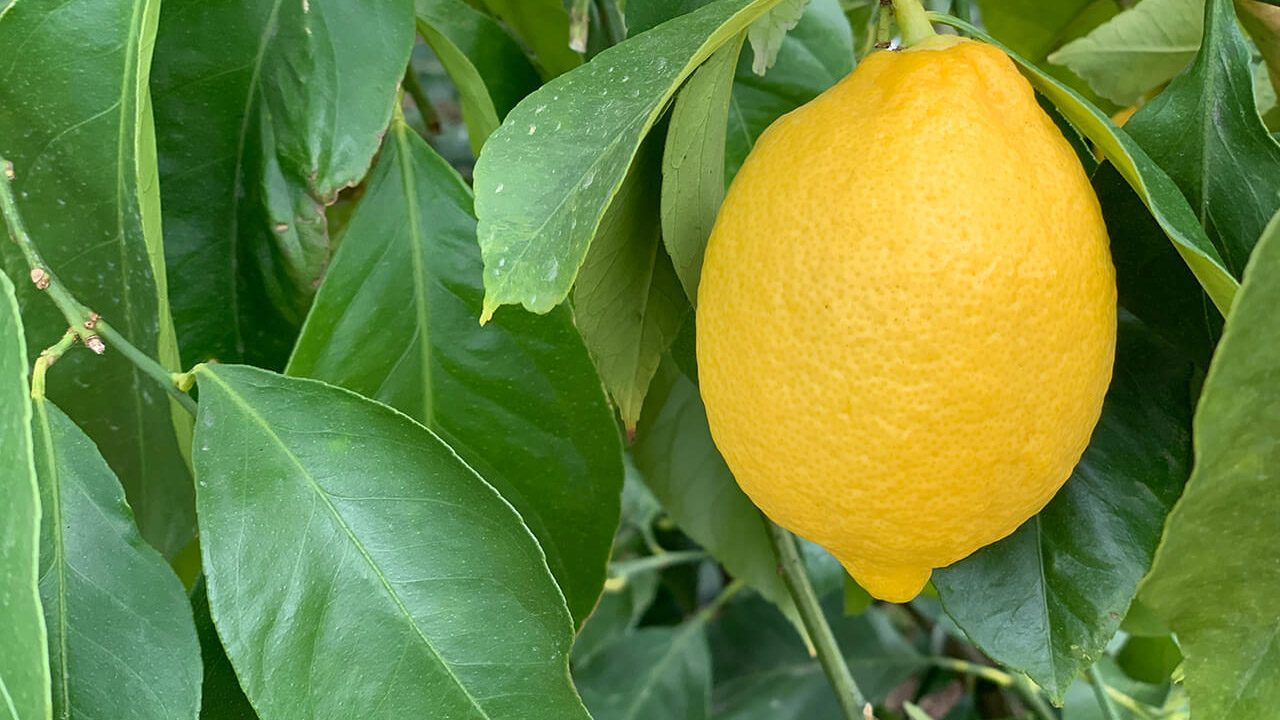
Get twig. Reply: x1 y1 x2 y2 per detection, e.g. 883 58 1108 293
1014 675 1057 720
1 156 197 416
876 0 893 48
30 329 78 400
401 67 440 135
766 520 869 719
1088 664 1123 720
609 550 708 579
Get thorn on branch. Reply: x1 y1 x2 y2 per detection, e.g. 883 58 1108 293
30 267 49 290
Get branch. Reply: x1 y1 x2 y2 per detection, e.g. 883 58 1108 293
1 157 197 416
765 520 870 719
1088 664 1123 720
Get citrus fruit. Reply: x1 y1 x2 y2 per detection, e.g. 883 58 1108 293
696 35 1117 602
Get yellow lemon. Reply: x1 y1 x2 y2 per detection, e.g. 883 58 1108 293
696 35 1116 602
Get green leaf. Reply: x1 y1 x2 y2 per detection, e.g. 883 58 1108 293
935 317 1195 703
475 0 582 78
746 0 807 74
0 268 49 720
632 362 809 647
474 0 791 321
190 580 257 720
1125 0 1280 277
577 623 712 720
152 0 415 368
625 0 717 35
1239 0 1280 104
726 0 854 181
286 118 623 628
662 33 745 302
0 0 195 556
709 596 924 717
1115 634 1182 685
574 138 689 430
415 0 542 154
32 399 202 719
1140 211 1280 720
1094 164 1221 368
193 364 591 720
572 571 661 666
975 0 1122 110
1048 0 1204 107
931 13 1239 315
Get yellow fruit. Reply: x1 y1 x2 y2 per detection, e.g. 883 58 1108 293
696 36 1116 603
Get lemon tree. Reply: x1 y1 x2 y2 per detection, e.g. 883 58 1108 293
0 0 1276 718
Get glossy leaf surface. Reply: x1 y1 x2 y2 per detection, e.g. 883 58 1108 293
287 118 623 626
0 268 47 720
190 581 256 720
32 400 202 719
0 0 194 556
193 364 590 720
1125 0 1280 276
935 318 1193 702
152 0 414 368
474 0 790 320
575 139 688 430
1141 212 1280 720
476 0 582 78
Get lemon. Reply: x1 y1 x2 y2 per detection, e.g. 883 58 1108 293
696 35 1116 602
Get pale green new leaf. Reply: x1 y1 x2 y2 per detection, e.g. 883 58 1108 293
474 0 790 321
1140 212 1280 720
662 33 745 303
1049 0 1205 106
194 364 591 720
32 400 202 720
0 268 48 720
746 0 807 74
575 140 689 430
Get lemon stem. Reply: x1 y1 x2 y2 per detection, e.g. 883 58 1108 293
891 0 937 47
766 520 869 719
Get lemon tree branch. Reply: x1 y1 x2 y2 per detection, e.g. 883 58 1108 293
766 520 870 719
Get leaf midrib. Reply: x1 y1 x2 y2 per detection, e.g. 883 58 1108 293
197 368 491 718
392 121 435 426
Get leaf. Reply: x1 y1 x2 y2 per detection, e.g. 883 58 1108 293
975 0 1122 110
726 0 854 181
474 0 792 322
572 571 661 666
1094 164 1221 368
151 0 415 368
746 0 807 74
0 0 195 556
574 138 689 430
632 361 809 646
576 623 712 720
709 596 924 717
0 268 49 720
193 364 591 720
1125 0 1280 277
190 580 257 720
661 33 745 303
1048 0 1204 107
934 317 1195 703
625 0 717 35
32 399 203 719
1139 212 1280 720
475 0 582 78
286 118 623 627
930 13 1239 315
1238 0 1280 102
415 0 542 154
